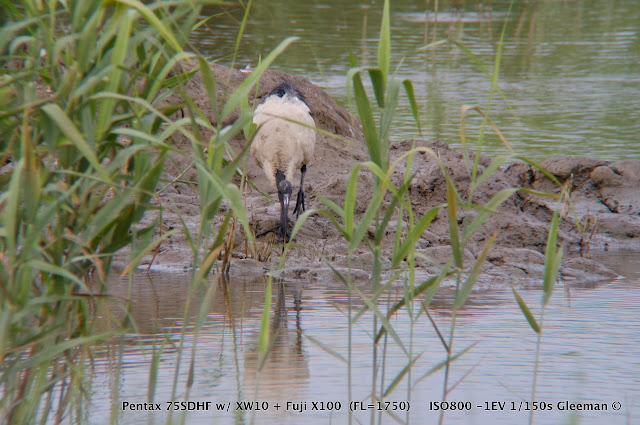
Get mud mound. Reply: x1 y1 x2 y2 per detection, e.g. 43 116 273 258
130 63 638 285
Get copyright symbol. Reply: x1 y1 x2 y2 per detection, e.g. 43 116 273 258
612 401 621 411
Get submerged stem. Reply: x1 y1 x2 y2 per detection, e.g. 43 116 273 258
529 308 546 425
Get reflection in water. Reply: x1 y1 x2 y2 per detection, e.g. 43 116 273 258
79 264 640 425
243 281 309 403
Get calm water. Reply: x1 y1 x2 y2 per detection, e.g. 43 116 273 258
192 0 640 161
65 2 640 424
81 250 640 425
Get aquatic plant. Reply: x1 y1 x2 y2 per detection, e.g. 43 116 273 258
0 1 575 424
0 0 281 422
304 2 568 425
0 1 191 421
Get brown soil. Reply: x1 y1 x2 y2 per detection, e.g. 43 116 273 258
125 63 640 285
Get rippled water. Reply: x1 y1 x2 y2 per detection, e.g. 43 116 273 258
81 250 640 425
192 0 640 161
63 2 640 424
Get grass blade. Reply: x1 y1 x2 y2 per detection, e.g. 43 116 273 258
351 70 382 169
220 36 298 119
445 175 463 269
414 342 478 386
41 104 112 184
542 212 563 306
403 79 422 135
304 334 347 364
454 234 496 310
512 287 540 333
391 206 440 268
463 188 517 241
377 0 391 81
384 353 423 397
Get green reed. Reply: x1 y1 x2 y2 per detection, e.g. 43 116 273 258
0 0 290 423
0 0 198 421
0 1 574 424
304 1 570 424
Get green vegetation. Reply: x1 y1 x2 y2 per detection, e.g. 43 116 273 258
1 0 197 421
0 1 572 424
311 1 571 424
0 0 291 422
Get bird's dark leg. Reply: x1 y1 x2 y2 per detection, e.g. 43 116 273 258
256 199 291 242
293 164 307 218
257 171 292 245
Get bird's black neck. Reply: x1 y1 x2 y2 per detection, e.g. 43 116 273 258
275 169 286 186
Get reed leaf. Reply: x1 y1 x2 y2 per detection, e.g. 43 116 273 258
542 212 563 306
351 70 382 169
220 36 298 119
114 0 184 52
463 188 517 241
470 155 511 190
454 234 496 310
450 40 511 109
379 76 400 143
120 229 178 277
197 55 219 125
14 331 121 372
41 104 112 184
25 260 89 291
414 342 478 386
2 158 21 260
377 0 391 82
368 68 386 108
384 353 423 397
304 334 347 364
403 79 422 135
375 265 452 343
374 175 414 244
344 164 361 239
96 8 133 139
460 104 514 154
289 209 315 242
445 174 463 269
512 287 540 333
391 206 440 268
350 284 408 356
349 186 384 252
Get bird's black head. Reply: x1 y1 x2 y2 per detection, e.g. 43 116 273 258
268 81 307 105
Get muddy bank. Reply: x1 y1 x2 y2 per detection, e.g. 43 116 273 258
127 63 639 285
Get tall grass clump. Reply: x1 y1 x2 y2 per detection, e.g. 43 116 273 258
0 0 300 420
0 1 269 423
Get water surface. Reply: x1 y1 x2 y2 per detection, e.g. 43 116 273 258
193 0 640 161
85 253 640 425
74 2 640 424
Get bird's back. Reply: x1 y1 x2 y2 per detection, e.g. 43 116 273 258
251 91 316 187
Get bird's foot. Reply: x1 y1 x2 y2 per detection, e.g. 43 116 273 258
256 223 292 243
292 189 305 218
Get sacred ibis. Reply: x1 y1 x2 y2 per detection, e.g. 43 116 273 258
250 81 316 242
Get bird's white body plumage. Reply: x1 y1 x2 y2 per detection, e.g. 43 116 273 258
251 93 316 188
